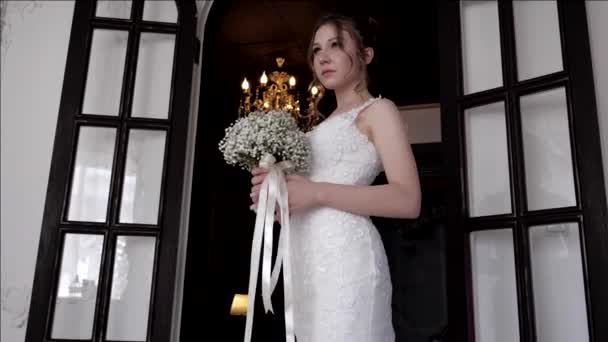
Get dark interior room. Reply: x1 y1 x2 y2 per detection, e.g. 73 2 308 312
181 1 448 341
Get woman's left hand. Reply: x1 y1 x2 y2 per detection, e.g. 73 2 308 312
285 174 321 212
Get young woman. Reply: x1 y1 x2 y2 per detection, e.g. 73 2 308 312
250 12 421 341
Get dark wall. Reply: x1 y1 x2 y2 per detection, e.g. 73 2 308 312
373 144 449 342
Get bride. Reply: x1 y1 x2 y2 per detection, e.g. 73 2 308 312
250 12 421 342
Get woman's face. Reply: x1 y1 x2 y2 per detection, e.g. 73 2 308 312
312 23 364 91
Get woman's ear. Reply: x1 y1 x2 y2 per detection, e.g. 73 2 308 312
362 47 374 65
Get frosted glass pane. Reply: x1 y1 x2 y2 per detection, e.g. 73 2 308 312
106 236 156 341
513 0 563 80
465 102 512 217
470 229 520 342
51 234 104 339
67 127 116 222
143 0 177 23
520 87 576 210
131 33 175 119
82 29 128 116
119 130 166 224
95 1 132 19
529 223 589 342
460 1 503 94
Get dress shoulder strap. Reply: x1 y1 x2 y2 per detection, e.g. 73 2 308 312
352 95 382 119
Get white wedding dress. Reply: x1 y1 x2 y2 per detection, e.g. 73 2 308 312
289 97 396 342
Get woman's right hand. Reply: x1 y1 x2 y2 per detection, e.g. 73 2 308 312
250 167 284 224
250 167 269 205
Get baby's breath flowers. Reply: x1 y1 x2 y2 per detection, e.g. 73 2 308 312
218 110 311 173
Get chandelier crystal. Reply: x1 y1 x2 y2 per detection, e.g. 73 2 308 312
239 57 324 131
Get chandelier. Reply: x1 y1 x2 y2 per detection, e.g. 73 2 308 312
239 57 324 131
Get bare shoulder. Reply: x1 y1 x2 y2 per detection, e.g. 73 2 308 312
355 98 407 147
371 97 400 112
358 98 407 136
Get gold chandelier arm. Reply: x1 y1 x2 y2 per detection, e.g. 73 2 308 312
238 57 324 131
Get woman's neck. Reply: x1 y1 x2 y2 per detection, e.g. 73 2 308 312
333 86 373 114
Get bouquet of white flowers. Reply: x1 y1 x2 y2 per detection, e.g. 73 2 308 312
218 109 309 342
218 109 311 173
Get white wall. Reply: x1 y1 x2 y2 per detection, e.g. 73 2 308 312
586 1 608 201
0 2 75 342
399 104 442 144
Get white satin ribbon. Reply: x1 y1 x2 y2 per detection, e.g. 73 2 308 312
244 154 295 342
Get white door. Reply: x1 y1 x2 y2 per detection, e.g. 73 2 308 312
25 1 198 342
439 1 608 341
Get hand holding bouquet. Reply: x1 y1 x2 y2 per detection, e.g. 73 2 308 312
218 109 309 342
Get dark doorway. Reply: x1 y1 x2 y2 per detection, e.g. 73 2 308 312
181 1 446 341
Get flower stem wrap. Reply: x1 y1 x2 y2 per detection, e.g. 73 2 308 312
244 153 295 342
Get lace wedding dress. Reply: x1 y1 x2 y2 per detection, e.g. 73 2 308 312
289 97 396 342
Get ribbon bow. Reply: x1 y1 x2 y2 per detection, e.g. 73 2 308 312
244 153 295 342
